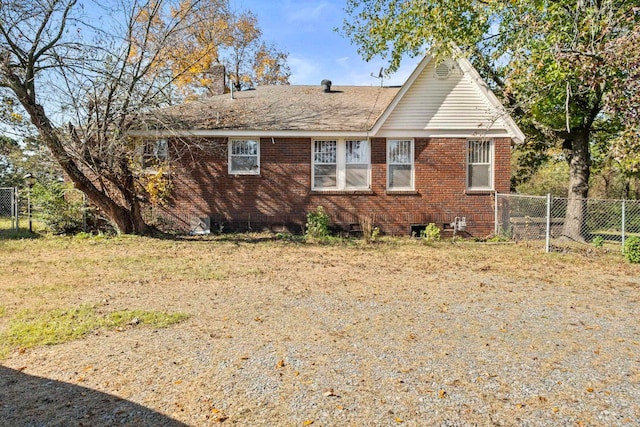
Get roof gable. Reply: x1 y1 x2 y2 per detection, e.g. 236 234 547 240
372 55 525 143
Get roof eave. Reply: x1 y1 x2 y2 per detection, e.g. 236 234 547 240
127 129 373 138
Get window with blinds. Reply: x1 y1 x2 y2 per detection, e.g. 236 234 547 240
345 140 369 188
312 139 370 190
467 139 493 190
387 139 414 190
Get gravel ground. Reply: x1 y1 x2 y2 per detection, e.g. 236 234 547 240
1 239 639 426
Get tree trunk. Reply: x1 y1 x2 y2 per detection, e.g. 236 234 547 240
562 130 591 241
24 102 148 235
108 199 148 234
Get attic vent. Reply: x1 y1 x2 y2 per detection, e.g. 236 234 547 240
321 79 332 93
434 62 453 80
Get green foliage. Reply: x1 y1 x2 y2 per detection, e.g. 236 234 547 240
592 235 604 249
342 0 640 202
420 223 440 242
0 135 62 187
623 236 640 264
305 206 330 239
30 181 84 234
516 156 569 197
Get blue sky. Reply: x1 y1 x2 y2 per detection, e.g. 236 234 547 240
235 0 421 86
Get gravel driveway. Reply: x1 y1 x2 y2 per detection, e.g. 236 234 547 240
1 239 639 426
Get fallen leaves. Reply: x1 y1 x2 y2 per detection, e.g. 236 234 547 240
323 388 340 397
211 408 228 423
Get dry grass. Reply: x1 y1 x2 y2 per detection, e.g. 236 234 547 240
1 234 639 425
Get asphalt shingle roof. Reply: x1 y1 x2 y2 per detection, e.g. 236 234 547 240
147 84 401 132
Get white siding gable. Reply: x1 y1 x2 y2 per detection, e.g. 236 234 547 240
374 57 523 142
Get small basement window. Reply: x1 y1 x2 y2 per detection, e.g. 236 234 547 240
410 224 427 237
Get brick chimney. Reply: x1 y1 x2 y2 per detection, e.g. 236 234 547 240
210 63 226 96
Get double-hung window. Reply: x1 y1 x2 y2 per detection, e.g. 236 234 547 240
345 140 369 188
387 139 414 190
312 139 370 190
467 139 493 190
313 140 337 188
229 138 260 175
142 139 168 169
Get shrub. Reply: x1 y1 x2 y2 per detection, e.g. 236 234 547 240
30 181 84 234
623 236 640 263
421 223 440 242
305 206 330 239
592 235 605 248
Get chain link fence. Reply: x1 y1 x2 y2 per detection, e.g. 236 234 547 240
1 186 90 235
496 193 640 252
0 187 20 232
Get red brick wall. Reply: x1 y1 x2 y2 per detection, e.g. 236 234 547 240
153 137 512 236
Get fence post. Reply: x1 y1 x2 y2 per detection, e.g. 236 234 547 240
621 199 626 252
27 188 32 233
494 192 499 235
10 188 15 231
14 187 19 231
545 193 552 253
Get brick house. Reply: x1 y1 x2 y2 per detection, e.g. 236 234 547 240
132 55 524 236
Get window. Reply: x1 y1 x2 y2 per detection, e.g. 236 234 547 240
229 138 260 175
313 140 337 188
142 139 168 169
467 139 493 190
312 139 370 190
345 140 369 188
387 139 413 190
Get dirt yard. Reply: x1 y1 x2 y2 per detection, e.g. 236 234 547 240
1 235 639 426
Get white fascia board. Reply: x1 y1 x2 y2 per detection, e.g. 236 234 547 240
374 129 516 139
128 129 370 139
456 57 526 144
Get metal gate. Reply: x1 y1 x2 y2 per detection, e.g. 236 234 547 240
0 187 19 232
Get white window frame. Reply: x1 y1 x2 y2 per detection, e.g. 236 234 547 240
141 139 168 170
387 139 414 190
228 138 260 175
466 139 494 191
311 138 370 191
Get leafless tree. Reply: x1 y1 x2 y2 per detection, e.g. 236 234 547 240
0 0 209 233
